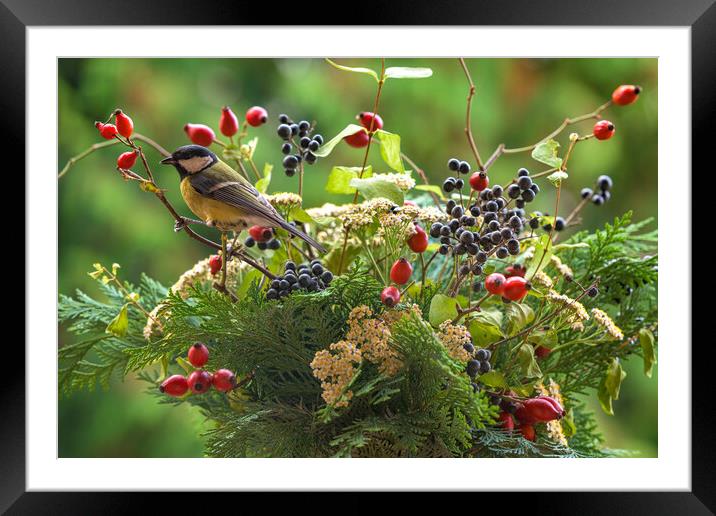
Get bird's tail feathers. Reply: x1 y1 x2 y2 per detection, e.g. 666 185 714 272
278 220 326 254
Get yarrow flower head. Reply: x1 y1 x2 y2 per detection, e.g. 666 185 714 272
550 255 574 281
346 305 402 377
437 321 472 362
267 192 302 209
546 289 590 325
310 340 362 408
591 308 624 340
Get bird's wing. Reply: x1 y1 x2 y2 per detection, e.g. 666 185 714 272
189 163 326 253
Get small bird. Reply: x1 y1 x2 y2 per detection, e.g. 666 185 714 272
161 144 325 253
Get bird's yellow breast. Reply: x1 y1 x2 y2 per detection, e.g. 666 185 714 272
180 177 247 229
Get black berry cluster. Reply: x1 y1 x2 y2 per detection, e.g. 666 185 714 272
465 345 492 379
505 168 541 207
581 174 613 206
276 114 323 176
442 157 472 193
244 226 281 251
265 259 334 300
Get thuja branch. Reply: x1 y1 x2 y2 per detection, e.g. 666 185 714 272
458 58 485 171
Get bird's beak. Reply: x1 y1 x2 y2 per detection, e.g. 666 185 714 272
160 156 176 165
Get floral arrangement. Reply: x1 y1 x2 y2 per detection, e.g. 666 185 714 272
58 59 657 457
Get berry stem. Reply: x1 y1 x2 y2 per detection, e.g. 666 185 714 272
337 58 386 274
400 152 443 208
452 293 490 324
458 58 485 171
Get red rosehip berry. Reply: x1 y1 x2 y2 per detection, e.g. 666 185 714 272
159 374 189 397
503 276 530 302
381 286 401 307
357 111 383 132
188 342 209 368
95 122 118 140
116 150 138 170
208 254 222 276
184 123 216 147
390 258 413 285
534 345 552 359
114 110 134 138
469 171 489 191
187 370 213 394
344 130 370 148
407 224 429 253
519 423 536 441
612 84 641 106
248 225 273 243
245 106 268 128
212 369 236 392
593 120 615 140
515 397 564 424
504 264 526 278
485 273 506 296
498 411 515 431
218 106 239 136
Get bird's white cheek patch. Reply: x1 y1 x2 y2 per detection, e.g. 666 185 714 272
179 156 213 173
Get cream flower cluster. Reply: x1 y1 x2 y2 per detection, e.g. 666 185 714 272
346 306 402 377
591 308 624 340
310 340 362 408
546 289 590 326
436 321 472 362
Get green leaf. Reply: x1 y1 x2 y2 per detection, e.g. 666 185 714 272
325 166 373 195
237 268 262 300
478 370 508 389
325 59 379 81
375 130 405 172
105 303 129 337
546 170 568 187
313 124 366 158
289 206 316 224
525 234 553 279
605 357 627 400
175 356 193 375
254 163 272 194
505 303 535 336
517 343 542 379
562 408 577 437
428 294 459 327
531 139 563 168
468 311 504 347
598 378 614 416
639 328 656 378
349 176 404 205
384 66 433 79
414 184 446 200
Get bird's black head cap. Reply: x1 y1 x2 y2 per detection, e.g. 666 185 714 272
161 145 218 178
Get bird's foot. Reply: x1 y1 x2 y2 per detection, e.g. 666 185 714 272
174 216 206 232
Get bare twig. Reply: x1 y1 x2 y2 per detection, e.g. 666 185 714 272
458 58 484 171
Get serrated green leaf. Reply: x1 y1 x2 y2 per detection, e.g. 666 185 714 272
531 139 563 168
478 370 508 389
428 294 459 327
325 166 373 195
105 303 129 337
505 303 535 336
639 328 656 378
375 130 404 172
605 357 627 400
325 59 379 81
313 124 366 158
255 163 272 194
468 311 504 347
384 66 433 79
546 170 568 187
349 176 404 205
414 184 446 200
517 343 542 379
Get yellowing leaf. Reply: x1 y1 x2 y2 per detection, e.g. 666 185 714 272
325 166 373 195
105 303 129 337
375 130 404 172
531 139 563 168
325 59 379 81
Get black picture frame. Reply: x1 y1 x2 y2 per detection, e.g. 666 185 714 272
7 0 712 512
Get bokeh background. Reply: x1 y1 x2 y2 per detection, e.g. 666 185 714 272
58 58 657 457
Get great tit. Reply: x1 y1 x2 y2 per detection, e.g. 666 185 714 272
161 145 325 253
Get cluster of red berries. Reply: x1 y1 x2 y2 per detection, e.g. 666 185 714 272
277 114 323 175
495 394 565 441
266 259 334 300
344 111 383 148
159 343 236 397
184 105 268 147
581 174 614 207
485 271 530 302
379 218 431 307
94 110 138 170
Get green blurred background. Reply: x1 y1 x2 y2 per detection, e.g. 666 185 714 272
58 58 657 457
